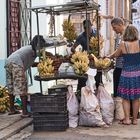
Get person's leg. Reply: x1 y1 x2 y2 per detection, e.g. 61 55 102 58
132 99 139 125
122 99 131 124
94 71 102 89
5 63 17 114
13 64 29 116
113 68 122 97
77 77 87 91
20 95 28 116
8 94 15 113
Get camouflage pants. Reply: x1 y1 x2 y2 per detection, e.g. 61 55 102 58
5 63 27 96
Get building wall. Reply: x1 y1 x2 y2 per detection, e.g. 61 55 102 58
132 0 140 38
0 0 7 86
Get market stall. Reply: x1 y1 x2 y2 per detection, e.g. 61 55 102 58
28 0 114 131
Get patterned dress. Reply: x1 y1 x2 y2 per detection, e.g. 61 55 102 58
117 42 140 100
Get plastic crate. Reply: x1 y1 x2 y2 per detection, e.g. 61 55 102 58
48 84 68 95
33 124 68 131
30 93 67 113
33 112 68 131
33 112 68 121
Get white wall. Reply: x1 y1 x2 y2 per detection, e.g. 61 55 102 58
31 0 47 36
0 0 7 85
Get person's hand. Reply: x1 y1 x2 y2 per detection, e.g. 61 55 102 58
88 54 93 61
71 47 75 53
32 62 39 67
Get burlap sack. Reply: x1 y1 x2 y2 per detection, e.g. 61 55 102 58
114 97 125 120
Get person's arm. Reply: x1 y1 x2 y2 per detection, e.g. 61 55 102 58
108 42 123 59
71 42 79 53
71 35 81 53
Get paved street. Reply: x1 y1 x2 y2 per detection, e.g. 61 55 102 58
24 120 140 140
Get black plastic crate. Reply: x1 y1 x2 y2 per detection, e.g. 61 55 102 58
33 112 69 131
33 123 68 131
33 118 68 126
33 112 68 121
48 84 68 95
30 93 67 113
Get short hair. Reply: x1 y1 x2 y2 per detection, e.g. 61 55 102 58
111 17 124 25
123 24 139 41
30 35 46 51
83 19 92 29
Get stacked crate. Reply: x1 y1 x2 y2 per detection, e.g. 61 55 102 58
31 85 68 131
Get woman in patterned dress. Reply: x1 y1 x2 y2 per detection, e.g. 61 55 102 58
108 24 140 125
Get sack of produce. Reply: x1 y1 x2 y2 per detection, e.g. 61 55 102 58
96 84 114 125
67 85 79 128
79 86 106 127
114 97 125 120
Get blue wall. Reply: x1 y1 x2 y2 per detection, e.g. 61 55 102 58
0 59 6 86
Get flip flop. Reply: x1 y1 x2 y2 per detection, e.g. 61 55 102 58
8 110 20 115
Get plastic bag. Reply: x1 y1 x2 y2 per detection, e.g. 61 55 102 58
86 68 97 92
67 85 79 128
97 84 114 125
79 86 105 127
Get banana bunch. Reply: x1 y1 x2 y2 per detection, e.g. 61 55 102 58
89 36 104 55
71 51 89 75
0 85 10 113
91 54 111 69
62 20 77 42
37 58 54 77
89 37 98 48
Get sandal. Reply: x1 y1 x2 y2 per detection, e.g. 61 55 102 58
8 110 20 115
119 119 131 125
132 120 138 125
21 112 32 118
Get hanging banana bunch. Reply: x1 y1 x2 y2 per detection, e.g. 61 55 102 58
62 20 77 42
89 36 104 56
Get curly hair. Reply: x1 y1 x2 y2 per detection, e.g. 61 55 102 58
30 35 46 51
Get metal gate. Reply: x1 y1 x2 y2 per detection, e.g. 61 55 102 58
7 0 31 56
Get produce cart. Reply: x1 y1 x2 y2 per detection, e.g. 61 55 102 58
29 1 102 131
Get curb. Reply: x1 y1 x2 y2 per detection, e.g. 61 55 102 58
0 118 32 140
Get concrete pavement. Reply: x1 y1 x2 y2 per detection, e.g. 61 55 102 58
0 113 32 140
24 120 140 140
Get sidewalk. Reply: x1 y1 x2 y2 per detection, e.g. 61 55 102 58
1 112 140 140
0 113 32 140
25 120 140 140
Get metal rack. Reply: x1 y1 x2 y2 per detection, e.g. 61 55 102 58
29 1 100 93
29 0 100 52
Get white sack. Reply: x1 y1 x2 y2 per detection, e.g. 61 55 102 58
97 84 114 125
79 86 105 127
67 85 79 128
114 97 125 120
